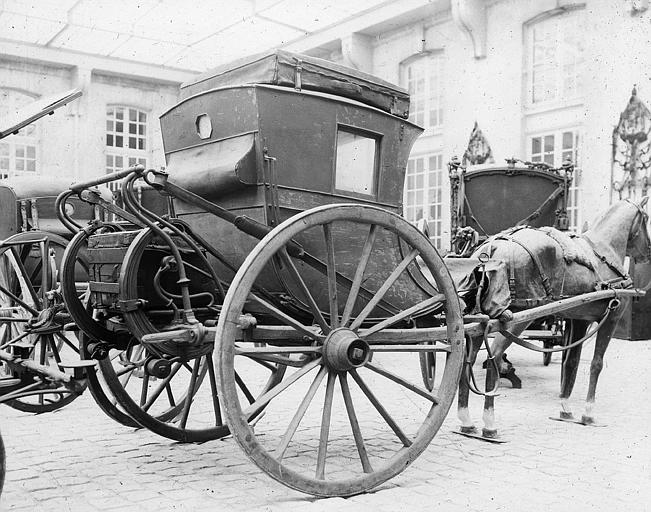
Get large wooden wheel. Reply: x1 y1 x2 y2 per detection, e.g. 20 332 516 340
0 231 86 413
0 429 4 497
215 204 464 497
98 228 284 442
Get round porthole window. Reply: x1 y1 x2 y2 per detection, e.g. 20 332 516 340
196 114 212 139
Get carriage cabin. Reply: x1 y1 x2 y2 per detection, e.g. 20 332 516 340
159 51 422 235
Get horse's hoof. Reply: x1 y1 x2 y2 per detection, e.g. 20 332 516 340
580 415 594 425
460 425 477 434
560 411 574 420
482 428 498 439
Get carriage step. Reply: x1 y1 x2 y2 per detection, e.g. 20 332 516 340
59 360 97 380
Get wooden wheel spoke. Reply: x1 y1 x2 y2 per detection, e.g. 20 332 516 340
300 251 398 316
8 248 40 307
359 294 446 338
368 344 451 353
179 356 201 429
350 249 419 330
142 362 182 412
275 366 327 462
139 373 150 407
242 358 321 418
115 363 138 378
235 346 321 355
0 281 38 316
46 335 63 365
365 362 439 404
339 372 373 473
234 370 255 404
165 384 176 407
249 357 277 372
0 330 30 350
249 293 325 341
53 332 80 354
315 370 336 480
206 355 223 426
341 224 378 326
323 224 339 329
350 369 412 447
279 249 330 333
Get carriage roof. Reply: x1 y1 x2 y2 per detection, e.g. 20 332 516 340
179 50 410 118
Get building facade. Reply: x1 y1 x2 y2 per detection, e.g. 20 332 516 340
0 43 195 185
1 0 650 252
283 0 651 249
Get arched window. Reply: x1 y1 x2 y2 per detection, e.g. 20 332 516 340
401 53 443 130
105 106 149 188
0 89 39 178
524 9 584 106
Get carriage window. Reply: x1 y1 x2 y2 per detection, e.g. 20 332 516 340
335 128 378 196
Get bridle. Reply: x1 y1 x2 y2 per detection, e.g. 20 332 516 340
625 199 651 260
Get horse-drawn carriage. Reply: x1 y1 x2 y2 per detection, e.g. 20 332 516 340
1 51 648 497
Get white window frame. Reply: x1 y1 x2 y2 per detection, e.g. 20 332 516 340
0 89 40 178
524 10 584 108
403 152 444 248
528 128 581 231
334 126 379 197
105 105 150 193
401 53 443 132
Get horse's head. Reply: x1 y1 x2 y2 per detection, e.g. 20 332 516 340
626 196 651 263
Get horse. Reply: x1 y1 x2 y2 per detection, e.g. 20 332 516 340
457 197 651 439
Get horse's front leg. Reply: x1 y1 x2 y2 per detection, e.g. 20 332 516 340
582 317 618 425
558 320 588 420
457 335 483 433
482 322 527 438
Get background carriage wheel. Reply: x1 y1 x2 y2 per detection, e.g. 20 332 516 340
98 228 285 442
0 231 87 413
0 430 4 497
215 204 465 497
419 346 437 391
60 226 141 428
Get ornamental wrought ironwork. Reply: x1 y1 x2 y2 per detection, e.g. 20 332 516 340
612 86 651 199
462 121 494 166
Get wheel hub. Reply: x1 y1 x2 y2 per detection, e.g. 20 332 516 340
322 328 370 371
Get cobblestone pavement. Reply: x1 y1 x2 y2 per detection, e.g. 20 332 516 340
1 340 650 512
